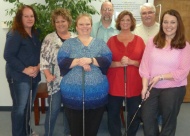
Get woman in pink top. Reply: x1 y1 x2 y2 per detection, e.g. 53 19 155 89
139 9 190 136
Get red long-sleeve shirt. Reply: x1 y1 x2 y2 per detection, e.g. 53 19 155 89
107 35 145 97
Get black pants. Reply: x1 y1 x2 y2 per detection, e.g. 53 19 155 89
64 106 105 136
107 94 141 136
142 86 186 136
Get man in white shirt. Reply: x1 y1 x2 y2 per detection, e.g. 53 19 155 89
133 3 159 45
134 2 162 130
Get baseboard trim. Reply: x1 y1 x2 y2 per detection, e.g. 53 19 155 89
0 106 12 111
0 106 64 112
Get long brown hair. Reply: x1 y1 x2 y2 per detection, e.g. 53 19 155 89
12 5 37 37
153 9 186 49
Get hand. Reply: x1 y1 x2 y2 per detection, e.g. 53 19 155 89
141 87 150 100
78 57 91 66
149 76 160 90
30 65 40 78
23 66 35 77
23 65 40 78
82 64 91 72
121 56 128 66
46 74 56 83
121 56 133 66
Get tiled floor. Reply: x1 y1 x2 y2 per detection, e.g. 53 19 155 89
0 103 190 136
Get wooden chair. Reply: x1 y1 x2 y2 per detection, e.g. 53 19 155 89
34 82 48 125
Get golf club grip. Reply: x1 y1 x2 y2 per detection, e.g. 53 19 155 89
51 64 55 75
124 66 126 83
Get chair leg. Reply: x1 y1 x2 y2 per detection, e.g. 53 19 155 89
41 98 46 114
34 98 40 125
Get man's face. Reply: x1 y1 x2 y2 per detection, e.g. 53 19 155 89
100 2 114 21
141 7 156 27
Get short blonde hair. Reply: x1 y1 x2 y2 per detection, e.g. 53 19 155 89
75 13 92 27
51 8 72 28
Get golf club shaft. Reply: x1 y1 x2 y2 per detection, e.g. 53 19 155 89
48 64 55 136
82 68 85 136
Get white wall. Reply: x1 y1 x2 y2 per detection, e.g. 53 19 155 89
0 0 102 106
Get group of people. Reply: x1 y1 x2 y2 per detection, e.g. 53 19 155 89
3 0 190 136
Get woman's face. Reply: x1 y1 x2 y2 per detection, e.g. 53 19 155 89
120 15 131 30
162 14 178 39
76 16 92 36
55 15 69 34
22 7 35 29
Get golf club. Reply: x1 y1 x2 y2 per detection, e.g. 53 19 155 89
48 63 55 136
123 66 127 136
82 68 85 136
26 77 33 136
126 85 151 132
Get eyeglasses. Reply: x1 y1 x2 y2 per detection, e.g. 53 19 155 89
101 8 113 12
141 11 155 16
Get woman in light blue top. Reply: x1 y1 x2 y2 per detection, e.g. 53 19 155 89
57 13 112 136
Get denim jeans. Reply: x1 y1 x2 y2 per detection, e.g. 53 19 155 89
107 94 141 136
8 78 38 136
44 91 70 136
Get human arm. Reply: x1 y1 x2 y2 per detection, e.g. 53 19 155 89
107 36 123 68
70 39 112 73
108 36 145 68
149 44 190 86
141 77 150 100
26 63 40 78
4 31 36 77
110 55 140 68
70 58 91 72
148 73 173 90
43 69 56 82
139 39 153 99
120 56 140 67
121 36 145 67
4 31 25 72
93 39 112 74
40 33 56 81
140 40 190 90
170 43 190 81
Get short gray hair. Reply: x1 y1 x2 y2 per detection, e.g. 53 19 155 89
140 3 156 13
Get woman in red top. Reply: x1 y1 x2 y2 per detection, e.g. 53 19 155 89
107 10 145 136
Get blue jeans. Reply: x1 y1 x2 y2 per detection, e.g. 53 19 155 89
44 91 70 136
8 79 38 136
107 94 141 136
